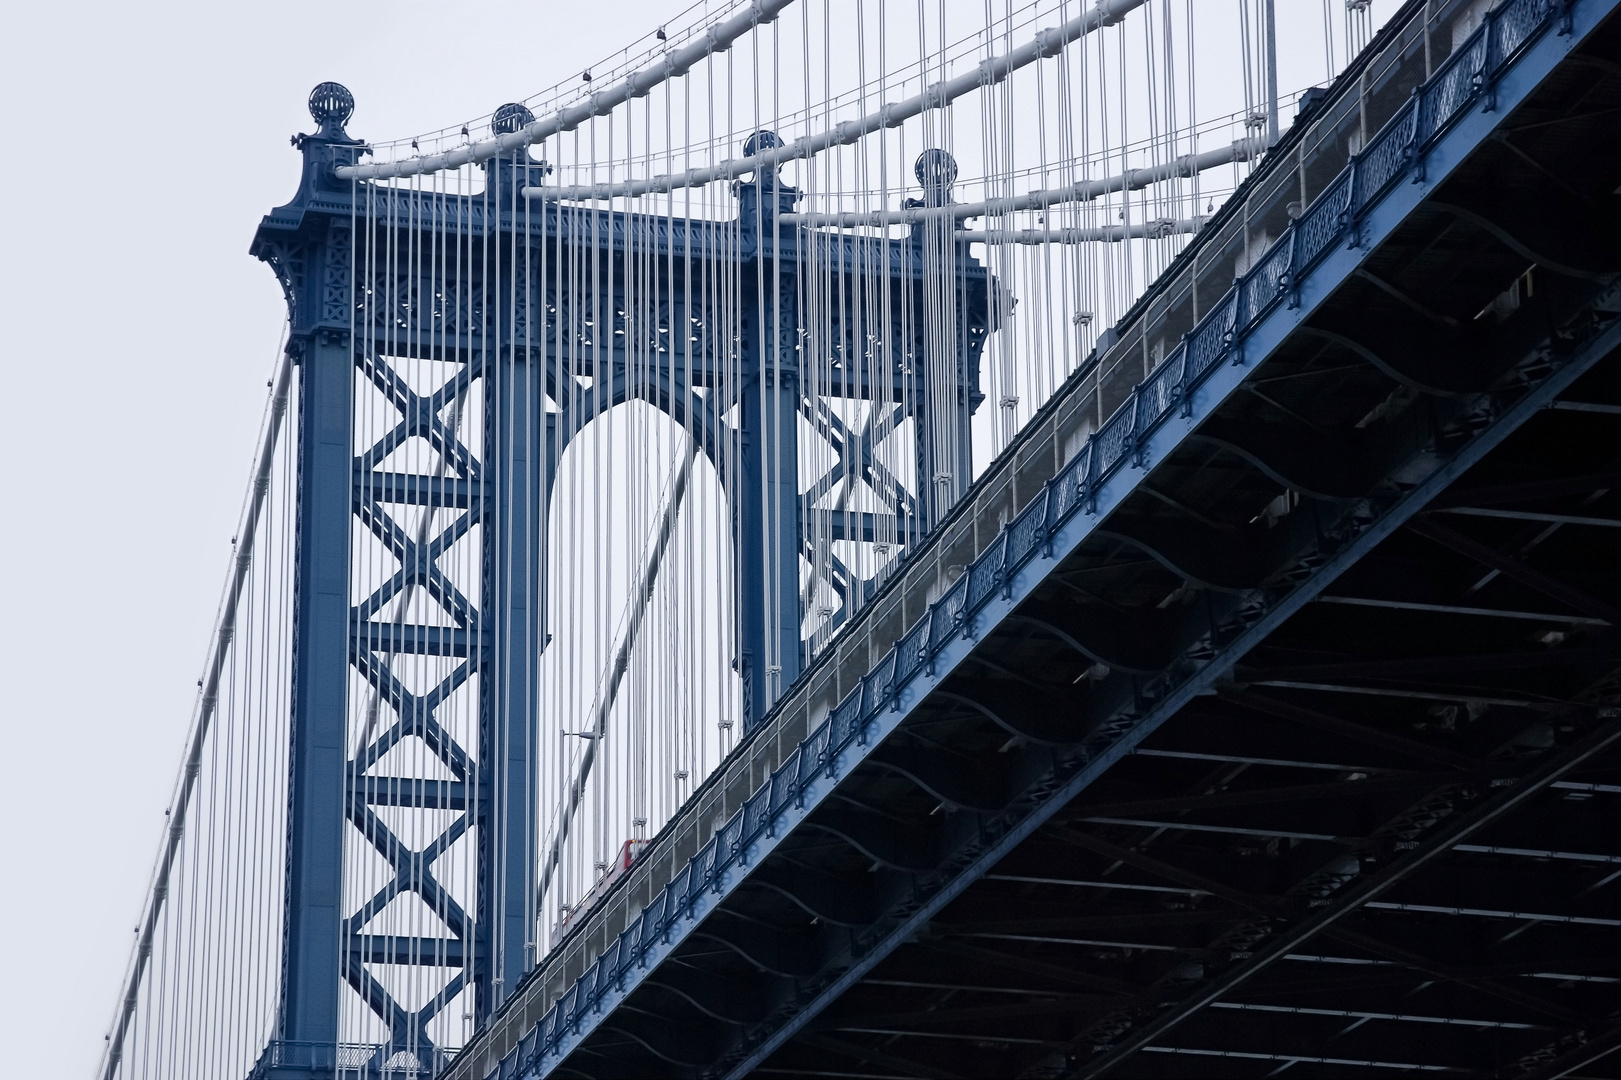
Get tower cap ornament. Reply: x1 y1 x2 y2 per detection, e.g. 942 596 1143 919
914 148 958 189
308 82 355 135
493 102 536 135
742 130 784 157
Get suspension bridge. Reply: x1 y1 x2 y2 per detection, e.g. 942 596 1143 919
100 0 1619 1076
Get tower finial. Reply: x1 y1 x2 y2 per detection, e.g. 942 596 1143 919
915 148 958 207
493 103 536 136
307 82 355 138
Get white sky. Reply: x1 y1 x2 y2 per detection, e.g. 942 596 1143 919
0 2 697 1069
0 0 1394 1070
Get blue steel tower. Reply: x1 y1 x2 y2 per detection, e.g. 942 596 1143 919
249 83 993 1075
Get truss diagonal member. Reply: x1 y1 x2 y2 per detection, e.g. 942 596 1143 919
346 656 473 779
352 498 484 628
347 644 419 722
1071 718 1621 1078
425 355 482 416
346 878 406 936
348 655 478 773
344 957 436 1054
350 635 479 736
341 859 467 952
346 800 474 935
809 398 916 518
419 809 471 864
412 969 468 1032
800 539 860 603
414 702 475 777
353 492 480 582
1407 515 1620 625
358 411 474 480
417 657 478 714
345 798 433 876
354 568 413 623
357 355 479 478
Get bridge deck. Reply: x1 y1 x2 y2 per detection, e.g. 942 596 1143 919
448 0 1621 1075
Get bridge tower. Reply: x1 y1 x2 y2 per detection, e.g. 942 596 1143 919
248 84 993 1073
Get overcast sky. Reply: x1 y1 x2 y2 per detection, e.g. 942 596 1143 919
0 0 1392 1070
0 2 688 1069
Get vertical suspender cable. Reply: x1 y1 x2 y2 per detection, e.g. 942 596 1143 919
100 332 294 1080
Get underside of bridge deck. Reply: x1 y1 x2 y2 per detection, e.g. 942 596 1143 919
757 418 1621 1080
528 12 1621 1079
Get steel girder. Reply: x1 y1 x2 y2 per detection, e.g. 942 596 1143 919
442 0 1620 1075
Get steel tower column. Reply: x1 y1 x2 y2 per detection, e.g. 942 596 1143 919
477 351 544 1014
477 143 548 1013
250 85 367 1077
737 145 805 728
282 314 353 1049
914 150 978 531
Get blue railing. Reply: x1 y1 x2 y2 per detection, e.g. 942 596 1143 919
487 1 1568 1075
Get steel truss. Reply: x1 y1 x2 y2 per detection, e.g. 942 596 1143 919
248 88 996 1072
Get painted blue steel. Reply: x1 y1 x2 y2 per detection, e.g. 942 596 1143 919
479 232 548 1012
734 183 806 722
283 315 357 1051
463 0 1597 1072
260 98 372 1064
256 88 992 1071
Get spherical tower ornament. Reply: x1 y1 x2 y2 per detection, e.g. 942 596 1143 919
914 148 958 190
742 130 784 157
492 102 536 136
308 82 355 136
